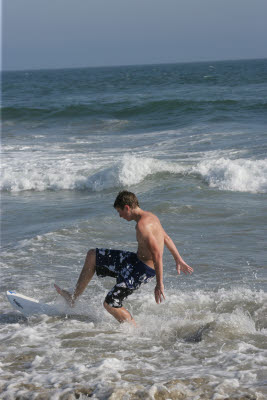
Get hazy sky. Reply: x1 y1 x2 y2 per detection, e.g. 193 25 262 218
2 0 267 71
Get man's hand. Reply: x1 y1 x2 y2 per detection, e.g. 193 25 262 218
154 283 166 304
176 260 193 275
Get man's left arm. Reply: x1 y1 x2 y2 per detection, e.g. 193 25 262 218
164 232 193 275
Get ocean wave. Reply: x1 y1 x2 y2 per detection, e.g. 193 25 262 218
194 157 267 193
1 155 186 192
2 98 267 122
1 106 53 120
88 155 186 190
1 105 97 120
2 151 267 193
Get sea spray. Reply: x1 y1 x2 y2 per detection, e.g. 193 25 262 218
194 157 267 193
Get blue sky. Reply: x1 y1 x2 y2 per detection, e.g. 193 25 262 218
2 0 267 71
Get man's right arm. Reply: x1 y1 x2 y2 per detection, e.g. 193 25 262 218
164 232 193 275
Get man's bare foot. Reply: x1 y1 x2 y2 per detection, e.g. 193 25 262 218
54 284 74 307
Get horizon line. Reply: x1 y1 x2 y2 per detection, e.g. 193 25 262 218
2 56 267 73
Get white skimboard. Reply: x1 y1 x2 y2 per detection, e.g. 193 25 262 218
6 290 64 317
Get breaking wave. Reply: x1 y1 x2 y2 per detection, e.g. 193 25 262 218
0 155 186 192
194 157 267 193
1 153 267 194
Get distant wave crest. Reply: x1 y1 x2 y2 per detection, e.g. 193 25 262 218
2 99 267 122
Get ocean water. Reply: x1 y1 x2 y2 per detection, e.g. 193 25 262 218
1 59 267 399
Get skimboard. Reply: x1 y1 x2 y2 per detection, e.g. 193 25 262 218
6 290 65 317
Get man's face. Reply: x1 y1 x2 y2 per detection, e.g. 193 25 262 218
116 206 131 221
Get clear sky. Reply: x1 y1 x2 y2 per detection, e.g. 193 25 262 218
2 0 267 71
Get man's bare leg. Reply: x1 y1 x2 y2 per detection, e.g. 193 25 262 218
55 249 96 307
104 301 137 327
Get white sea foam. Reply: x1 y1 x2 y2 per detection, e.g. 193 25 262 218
194 157 267 193
88 155 186 190
1 153 186 192
2 147 267 193
1 284 266 399
1 225 266 398
1 152 95 192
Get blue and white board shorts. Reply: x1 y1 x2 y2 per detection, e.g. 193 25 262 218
96 248 156 308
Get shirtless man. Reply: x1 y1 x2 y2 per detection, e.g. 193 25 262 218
55 191 193 325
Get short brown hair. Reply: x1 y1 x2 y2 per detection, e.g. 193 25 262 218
113 191 140 209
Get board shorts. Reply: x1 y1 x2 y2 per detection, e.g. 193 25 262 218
95 248 156 308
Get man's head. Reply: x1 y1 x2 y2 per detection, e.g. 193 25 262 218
113 190 140 210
